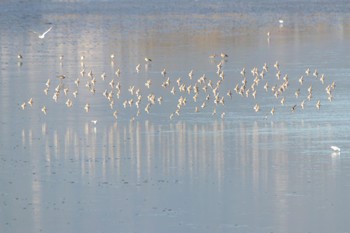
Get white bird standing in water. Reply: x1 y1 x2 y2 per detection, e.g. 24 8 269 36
331 146 341 153
279 18 284 26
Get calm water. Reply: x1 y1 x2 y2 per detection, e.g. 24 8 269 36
1 1 350 233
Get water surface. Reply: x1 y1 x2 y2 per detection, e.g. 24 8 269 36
1 1 350 233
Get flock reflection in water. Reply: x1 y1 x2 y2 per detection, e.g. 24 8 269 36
20 119 339 186
16 118 344 232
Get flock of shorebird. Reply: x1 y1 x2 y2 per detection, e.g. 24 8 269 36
18 52 336 124
16 24 341 152
17 25 337 124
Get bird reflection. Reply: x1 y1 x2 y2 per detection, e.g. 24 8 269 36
21 121 228 183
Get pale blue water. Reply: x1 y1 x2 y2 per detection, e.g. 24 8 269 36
1 1 350 233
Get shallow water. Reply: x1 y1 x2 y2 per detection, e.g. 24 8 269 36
1 1 350 233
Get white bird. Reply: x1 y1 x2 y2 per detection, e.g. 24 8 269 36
136 64 141 73
161 68 166 77
34 26 53 39
41 106 47 115
27 98 33 106
330 146 341 152
316 100 321 110
220 53 228 58
21 102 26 110
221 112 225 119
84 103 90 113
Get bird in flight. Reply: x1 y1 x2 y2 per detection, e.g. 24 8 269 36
39 26 52 39
32 26 53 39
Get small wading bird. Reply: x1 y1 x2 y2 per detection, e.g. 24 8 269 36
330 146 341 153
41 106 47 115
57 75 66 80
220 53 228 58
279 18 284 26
